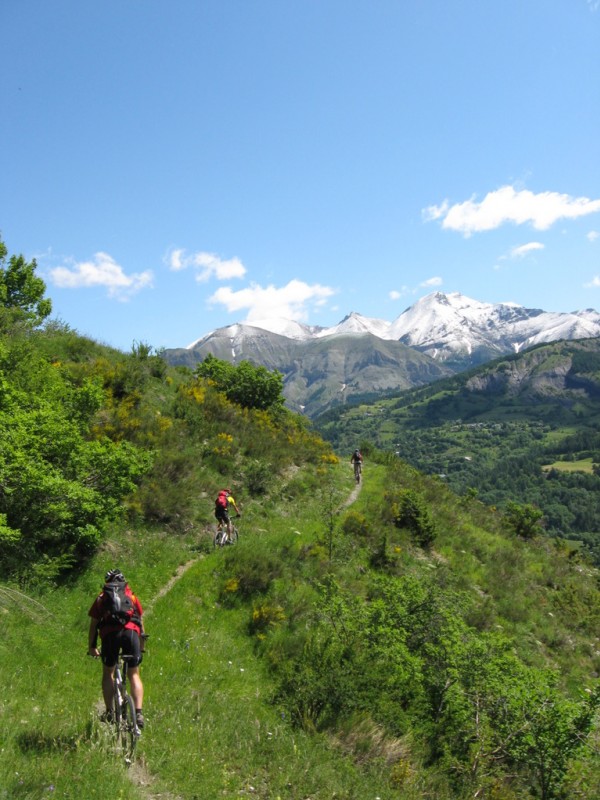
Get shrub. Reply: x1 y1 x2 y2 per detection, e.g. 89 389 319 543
341 510 372 539
243 459 272 496
504 501 544 539
219 546 284 602
391 489 437 548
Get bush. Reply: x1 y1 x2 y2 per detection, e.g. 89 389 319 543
243 459 272 496
218 546 284 603
391 489 437 548
504 501 544 539
341 510 372 539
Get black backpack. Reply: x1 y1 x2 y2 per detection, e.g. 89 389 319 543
101 579 138 627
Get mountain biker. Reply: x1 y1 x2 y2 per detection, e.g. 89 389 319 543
350 448 363 480
88 569 146 730
215 488 241 543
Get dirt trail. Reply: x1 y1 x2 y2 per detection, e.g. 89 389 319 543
144 558 199 616
125 558 200 798
339 478 362 510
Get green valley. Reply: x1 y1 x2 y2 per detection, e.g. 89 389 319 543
316 338 600 565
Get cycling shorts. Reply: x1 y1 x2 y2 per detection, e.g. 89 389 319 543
101 628 143 668
215 507 229 523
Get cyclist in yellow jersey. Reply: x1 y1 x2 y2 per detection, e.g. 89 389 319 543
215 488 241 542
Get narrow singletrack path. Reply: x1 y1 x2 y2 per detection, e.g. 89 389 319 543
125 558 201 798
144 558 199 616
339 477 362 511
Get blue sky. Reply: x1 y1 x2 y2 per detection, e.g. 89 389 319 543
1 0 599 352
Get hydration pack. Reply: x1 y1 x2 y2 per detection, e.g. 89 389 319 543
101 579 139 627
215 491 228 510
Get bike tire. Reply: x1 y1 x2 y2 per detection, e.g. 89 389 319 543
214 528 225 547
229 527 239 544
119 693 138 761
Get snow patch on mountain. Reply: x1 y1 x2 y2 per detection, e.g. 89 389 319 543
316 311 393 339
185 292 600 363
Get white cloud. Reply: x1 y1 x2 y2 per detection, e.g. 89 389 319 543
50 252 153 300
208 279 336 321
167 248 246 282
423 186 600 236
509 242 545 259
389 277 441 300
420 276 443 287
584 276 600 288
587 230 599 242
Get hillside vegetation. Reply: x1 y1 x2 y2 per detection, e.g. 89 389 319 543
1 241 600 799
316 338 600 565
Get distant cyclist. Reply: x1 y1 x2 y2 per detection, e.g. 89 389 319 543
215 488 241 542
88 569 146 730
350 448 363 482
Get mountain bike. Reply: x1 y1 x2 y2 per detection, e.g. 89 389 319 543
213 516 240 547
112 652 141 762
353 460 362 483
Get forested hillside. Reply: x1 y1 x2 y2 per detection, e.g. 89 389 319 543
1 241 599 799
316 338 600 565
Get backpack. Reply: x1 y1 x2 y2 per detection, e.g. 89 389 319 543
101 580 138 627
215 491 228 510
353 449 361 460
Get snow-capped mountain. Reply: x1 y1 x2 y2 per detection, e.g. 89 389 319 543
163 292 600 417
186 292 600 363
386 292 600 362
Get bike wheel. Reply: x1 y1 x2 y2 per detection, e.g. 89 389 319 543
229 527 239 544
119 693 139 761
214 528 224 547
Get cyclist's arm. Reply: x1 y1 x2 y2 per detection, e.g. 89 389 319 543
88 617 100 658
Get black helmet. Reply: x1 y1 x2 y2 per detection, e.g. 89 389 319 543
105 568 125 583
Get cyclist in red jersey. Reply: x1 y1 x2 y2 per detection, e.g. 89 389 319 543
88 569 146 729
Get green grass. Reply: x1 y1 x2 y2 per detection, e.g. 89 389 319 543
542 457 595 473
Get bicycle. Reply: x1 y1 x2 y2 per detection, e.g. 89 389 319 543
213 516 240 547
112 652 141 761
353 460 362 483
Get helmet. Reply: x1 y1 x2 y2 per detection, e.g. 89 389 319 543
225 488 232 494
105 568 125 583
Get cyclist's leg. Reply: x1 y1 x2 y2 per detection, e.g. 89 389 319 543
100 632 120 713
121 630 144 726
102 665 116 711
216 509 228 543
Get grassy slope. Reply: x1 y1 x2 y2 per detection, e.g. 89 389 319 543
2 456 599 798
0 463 401 800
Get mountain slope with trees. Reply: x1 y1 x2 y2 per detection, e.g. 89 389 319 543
1 239 599 799
315 337 600 563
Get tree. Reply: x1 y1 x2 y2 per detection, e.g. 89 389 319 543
196 354 285 411
504 501 544 539
0 239 52 326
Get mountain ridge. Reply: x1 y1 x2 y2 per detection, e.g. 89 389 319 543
163 292 600 417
